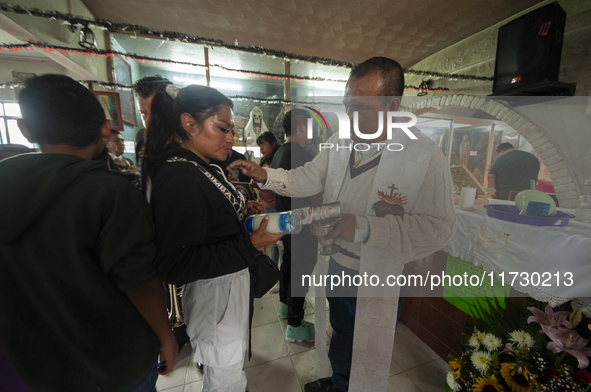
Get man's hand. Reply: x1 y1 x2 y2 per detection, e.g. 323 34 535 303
245 201 264 216
157 334 179 375
125 280 179 375
227 160 268 183
324 213 357 243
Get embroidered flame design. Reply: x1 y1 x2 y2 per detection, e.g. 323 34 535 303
377 190 408 206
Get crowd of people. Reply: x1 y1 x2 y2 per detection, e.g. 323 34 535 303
0 56 458 392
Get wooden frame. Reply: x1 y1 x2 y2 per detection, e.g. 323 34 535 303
450 165 494 198
93 91 124 132
113 57 137 125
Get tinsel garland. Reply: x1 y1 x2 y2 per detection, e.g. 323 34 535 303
0 2 493 82
0 80 449 96
0 2 353 68
0 43 451 93
0 43 346 83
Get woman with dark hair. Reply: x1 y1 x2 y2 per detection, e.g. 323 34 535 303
255 132 281 267
256 132 278 167
146 84 283 392
255 132 279 214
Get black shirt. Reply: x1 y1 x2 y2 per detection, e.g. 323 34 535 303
151 146 258 285
271 142 315 213
271 142 316 251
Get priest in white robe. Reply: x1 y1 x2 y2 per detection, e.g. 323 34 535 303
229 57 457 392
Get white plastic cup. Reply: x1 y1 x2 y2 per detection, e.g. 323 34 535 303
460 187 477 211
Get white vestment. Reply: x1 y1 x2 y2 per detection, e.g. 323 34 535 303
262 128 457 391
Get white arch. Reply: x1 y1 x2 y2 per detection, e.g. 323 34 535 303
409 96 580 208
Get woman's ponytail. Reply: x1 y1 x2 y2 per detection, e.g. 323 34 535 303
145 87 179 180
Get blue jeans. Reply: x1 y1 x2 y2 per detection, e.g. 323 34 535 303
326 260 403 392
118 361 158 392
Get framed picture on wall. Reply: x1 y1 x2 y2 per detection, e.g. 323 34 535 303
113 57 137 125
93 91 124 132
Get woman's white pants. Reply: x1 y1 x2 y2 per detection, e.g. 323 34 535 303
182 269 250 392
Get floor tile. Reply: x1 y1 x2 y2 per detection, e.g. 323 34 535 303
158 386 184 392
252 297 279 327
156 344 192 391
270 291 281 316
184 351 204 384
245 322 289 368
156 291 446 392
392 323 440 371
405 358 449 392
245 357 301 392
387 373 422 392
182 381 203 391
389 356 403 376
291 347 332 389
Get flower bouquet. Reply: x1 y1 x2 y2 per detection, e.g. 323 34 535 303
446 300 591 392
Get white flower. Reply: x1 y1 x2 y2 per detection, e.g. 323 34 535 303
469 331 484 349
509 330 535 349
469 335 480 348
446 372 461 392
470 350 492 374
482 333 502 352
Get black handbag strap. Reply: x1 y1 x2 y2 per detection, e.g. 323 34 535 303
166 157 245 221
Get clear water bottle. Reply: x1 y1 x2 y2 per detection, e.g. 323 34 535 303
575 195 591 223
245 211 303 234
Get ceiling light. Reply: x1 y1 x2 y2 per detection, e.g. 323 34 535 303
417 80 432 97
78 26 97 50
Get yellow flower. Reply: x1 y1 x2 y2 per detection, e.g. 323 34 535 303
472 374 505 392
500 363 536 392
449 359 462 379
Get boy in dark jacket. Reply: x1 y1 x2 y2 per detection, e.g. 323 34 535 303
0 75 177 392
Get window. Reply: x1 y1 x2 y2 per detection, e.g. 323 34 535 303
0 102 35 148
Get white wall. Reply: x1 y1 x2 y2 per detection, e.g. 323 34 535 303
515 98 591 195
0 57 80 101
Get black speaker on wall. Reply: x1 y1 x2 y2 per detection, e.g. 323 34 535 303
492 2 567 95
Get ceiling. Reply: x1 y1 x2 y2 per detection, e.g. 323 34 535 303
82 0 544 68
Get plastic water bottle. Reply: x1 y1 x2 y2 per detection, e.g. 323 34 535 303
245 211 303 234
575 195 591 223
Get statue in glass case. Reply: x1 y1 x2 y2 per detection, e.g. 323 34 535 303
244 106 269 146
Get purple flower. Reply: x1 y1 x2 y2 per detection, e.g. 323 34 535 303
505 342 515 356
527 305 572 333
546 327 591 369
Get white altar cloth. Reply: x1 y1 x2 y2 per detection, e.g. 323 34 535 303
444 204 591 314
